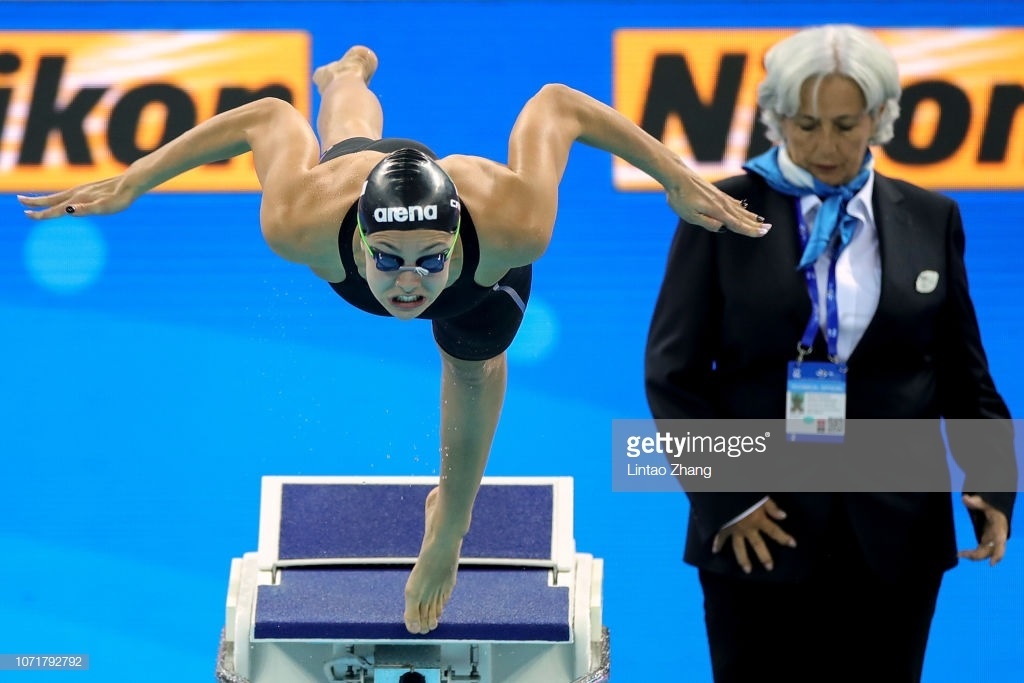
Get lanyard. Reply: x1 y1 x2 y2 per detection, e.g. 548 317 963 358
795 199 843 367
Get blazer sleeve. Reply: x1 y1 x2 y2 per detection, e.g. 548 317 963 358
644 217 720 420
644 215 767 536
936 199 1016 535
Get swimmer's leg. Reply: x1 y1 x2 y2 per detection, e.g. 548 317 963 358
403 350 507 634
313 46 383 154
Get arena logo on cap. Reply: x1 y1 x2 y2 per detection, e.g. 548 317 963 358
612 28 1024 191
0 31 309 192
374 204 439 222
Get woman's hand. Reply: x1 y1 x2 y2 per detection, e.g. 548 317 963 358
712 497 797 573
958 494 1009 566
19 174 141 220
665 169 770 238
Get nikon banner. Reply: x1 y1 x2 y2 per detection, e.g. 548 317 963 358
613 28 1024 190
0 31 310 192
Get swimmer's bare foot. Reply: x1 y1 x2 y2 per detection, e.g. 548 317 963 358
403 487 465 634
313 46 379 94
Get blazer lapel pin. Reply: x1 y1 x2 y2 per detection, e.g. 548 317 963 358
915 269 939 294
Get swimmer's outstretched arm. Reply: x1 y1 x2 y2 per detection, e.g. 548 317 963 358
18 97 352 272
448 84 769 267
19 97 309 216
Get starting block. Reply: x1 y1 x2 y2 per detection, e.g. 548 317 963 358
216 476 610 683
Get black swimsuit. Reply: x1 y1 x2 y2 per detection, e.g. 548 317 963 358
322 137 532 361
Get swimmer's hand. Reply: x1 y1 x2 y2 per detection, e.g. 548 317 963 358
666 170 770 238
19 175 142 220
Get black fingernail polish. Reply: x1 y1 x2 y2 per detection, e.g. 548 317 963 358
65 206 75 214
756 215 764 223
740 199 749 208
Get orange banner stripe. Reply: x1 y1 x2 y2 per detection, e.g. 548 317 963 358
0 31 310 192
613 28 1024 191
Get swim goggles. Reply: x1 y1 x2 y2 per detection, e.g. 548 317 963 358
356 217 461 276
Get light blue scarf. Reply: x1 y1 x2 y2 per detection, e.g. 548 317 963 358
743 147 872 269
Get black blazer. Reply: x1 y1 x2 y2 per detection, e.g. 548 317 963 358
644 171 1015 582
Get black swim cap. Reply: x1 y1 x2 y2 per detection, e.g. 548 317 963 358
357 148 461 235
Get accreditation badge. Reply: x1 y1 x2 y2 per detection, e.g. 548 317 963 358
785 361 846 442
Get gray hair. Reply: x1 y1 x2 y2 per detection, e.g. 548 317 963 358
757 25 902 145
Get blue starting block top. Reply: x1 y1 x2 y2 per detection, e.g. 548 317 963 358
254 567 569 642
277 482 554 562
252 477 575 643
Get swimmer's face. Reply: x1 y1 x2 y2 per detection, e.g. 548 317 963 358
361 229 456 320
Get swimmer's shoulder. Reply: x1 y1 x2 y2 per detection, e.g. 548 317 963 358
263 150 386 275
439 154 547 270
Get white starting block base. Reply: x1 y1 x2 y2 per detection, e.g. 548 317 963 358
216 476 610 683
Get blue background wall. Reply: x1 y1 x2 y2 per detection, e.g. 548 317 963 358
1 2 1022 680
